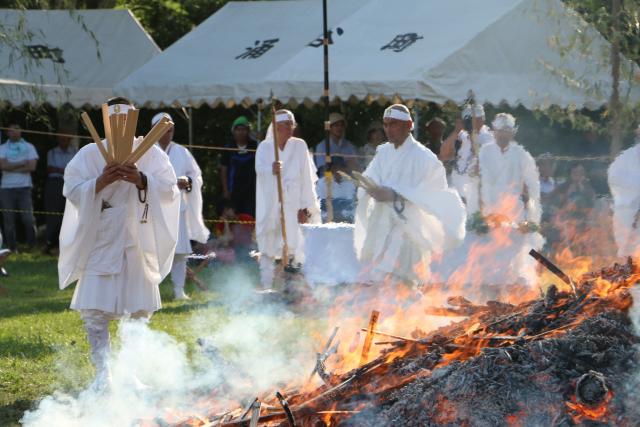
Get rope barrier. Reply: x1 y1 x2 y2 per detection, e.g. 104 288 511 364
0 208 256 224
0 126 616 162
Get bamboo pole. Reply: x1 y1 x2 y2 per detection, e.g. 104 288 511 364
80 112 111 163
271 104 289 265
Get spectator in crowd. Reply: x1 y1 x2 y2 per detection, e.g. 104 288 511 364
316 157 356 223
213 199 255 264
220 116 257 216
314 112 358 175
0 232 10 276
538 153 557 196
550 163 597 256
0 124 38 251
537 152 558 222
44 129 77 255
359 121 385 170
424 117 446 156
552 163 596 210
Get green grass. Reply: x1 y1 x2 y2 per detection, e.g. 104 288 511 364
0 254 318 426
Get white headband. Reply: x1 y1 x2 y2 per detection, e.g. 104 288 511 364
383 107 412 122
108 104 133 116
275 112 294 123
151 112 173 126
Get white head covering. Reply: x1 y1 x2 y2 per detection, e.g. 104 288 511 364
151 112 173 126
264 109 296 142
383 104 414 130
492 113 518 133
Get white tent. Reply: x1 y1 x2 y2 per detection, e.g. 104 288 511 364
116 0 639 109
115 0 368 107
0 9 160 107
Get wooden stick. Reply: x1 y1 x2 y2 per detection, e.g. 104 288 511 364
124 118 173 164
122 108 138 161
111 114 121 162
359 328 419 343
249 402 261 427
271 103 289 264
359 310 380 366
80 112 111 162
101 103 115 160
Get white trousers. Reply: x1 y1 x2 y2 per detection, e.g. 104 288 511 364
80 309 150 384
259 255 276 289
171 254 187 292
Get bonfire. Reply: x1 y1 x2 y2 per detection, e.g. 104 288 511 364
150 252 639 427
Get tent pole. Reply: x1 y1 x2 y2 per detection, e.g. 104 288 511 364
257 99 263 137
188 107 193 149
412 104 420 139
322 0 334 223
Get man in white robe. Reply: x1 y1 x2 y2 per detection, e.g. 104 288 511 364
255 109 320 289
58 97 180 390
608 125 640 258
153 112 210 300
476 113 543 287
442 104 495 217
354 104 466 285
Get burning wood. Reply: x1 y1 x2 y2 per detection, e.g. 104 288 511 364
167 259 640 426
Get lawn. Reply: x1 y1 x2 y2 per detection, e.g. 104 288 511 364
0 254 322 426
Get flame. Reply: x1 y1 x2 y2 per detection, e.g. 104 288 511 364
565 391 613 422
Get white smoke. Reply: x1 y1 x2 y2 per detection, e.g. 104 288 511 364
21 266 320 427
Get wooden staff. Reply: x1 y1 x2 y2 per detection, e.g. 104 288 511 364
271 104 289 265
80 112 111 163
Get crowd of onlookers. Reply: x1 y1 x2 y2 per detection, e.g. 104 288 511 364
0 112 615 271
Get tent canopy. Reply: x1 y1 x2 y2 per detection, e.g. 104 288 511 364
0 9 160 107
115 0 639 110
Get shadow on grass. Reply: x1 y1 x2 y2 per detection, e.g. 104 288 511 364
0 299 71 320
0 399 34 427
0 336 56 359
158 301 220 315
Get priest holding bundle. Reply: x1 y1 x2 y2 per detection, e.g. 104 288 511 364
354 104 466 286
58 97 180 391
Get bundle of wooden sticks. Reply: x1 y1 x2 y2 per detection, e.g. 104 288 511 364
81 104 173 164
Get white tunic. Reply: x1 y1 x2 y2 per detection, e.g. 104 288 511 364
59 139 180 314
450 126 494 216
163 141 210 254
608 144 640 257
466 140 543 286
354 135 466 284
479 141 541 223
255 136 320 262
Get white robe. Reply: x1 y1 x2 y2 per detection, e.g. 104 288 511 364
163 141 210 254
480 141 542 223
58 139 180 314
450 126 495 216
354 135 466 284
608 144 640 258
255 136 320 262
465 140 543 286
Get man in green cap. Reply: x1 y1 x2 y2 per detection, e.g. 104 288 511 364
220 116 258 216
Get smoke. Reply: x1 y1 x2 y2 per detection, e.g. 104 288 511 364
21 265 320 427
